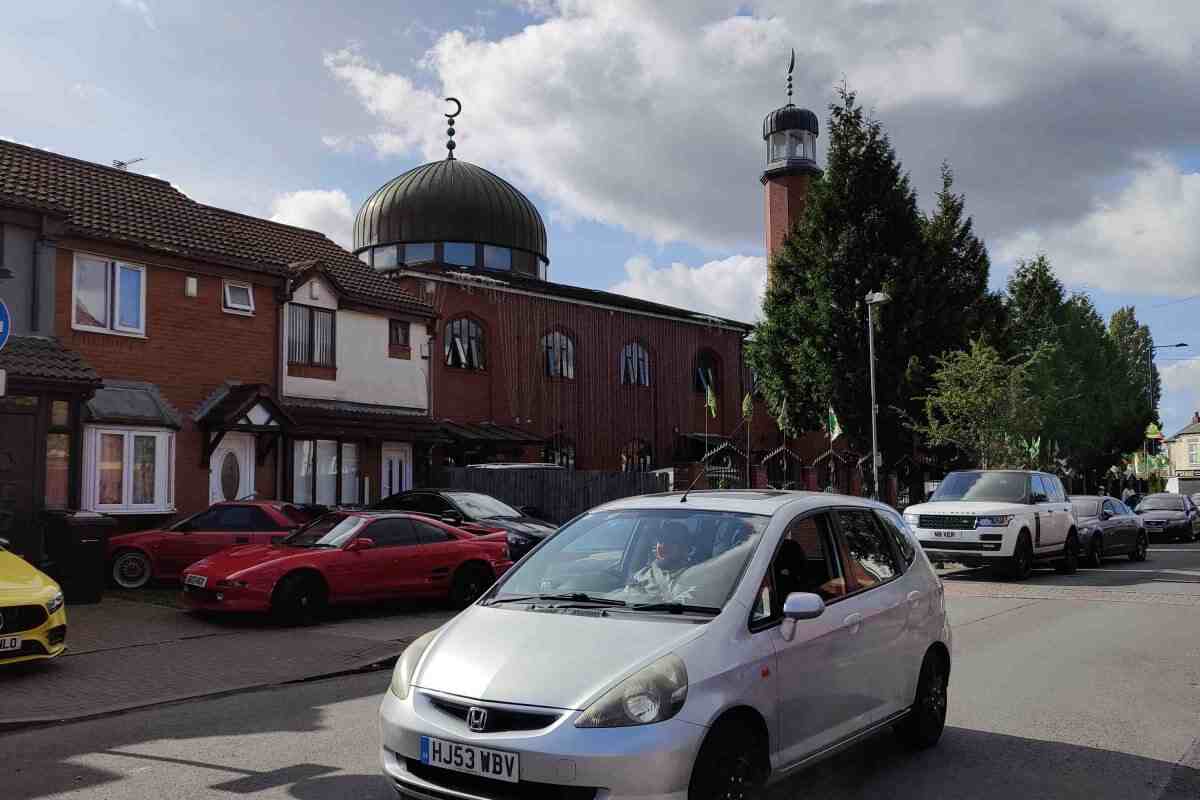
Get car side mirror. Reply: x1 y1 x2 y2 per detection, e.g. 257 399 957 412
1099 510 1111 521
0 537 9 550
440 516 462 526
346 537 375 552
783 592 826 620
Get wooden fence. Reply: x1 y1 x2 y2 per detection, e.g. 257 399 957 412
434 468 670 524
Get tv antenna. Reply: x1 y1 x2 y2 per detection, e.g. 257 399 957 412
112 157 145 171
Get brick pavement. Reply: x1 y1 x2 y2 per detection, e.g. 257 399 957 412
0 598 452 729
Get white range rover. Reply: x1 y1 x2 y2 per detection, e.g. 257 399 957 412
903 470 1080 580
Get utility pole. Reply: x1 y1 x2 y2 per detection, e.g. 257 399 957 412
865 291 891 500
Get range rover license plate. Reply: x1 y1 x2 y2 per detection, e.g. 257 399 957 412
420 736 519 783
933 530 958 538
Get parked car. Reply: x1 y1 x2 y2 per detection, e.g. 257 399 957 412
181 511 512 621
1135 493 1200 542
0 538 67 666
903 470 1079 580
379 490 951 799
106 501 312 589
370 490 556 559
1069 496 1148 565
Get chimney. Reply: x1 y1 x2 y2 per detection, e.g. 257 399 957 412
1193 411 1199 424
760 54 821 285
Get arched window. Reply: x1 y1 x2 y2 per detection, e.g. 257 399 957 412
542 331 575 379
619 342 650 386
544 435 576 469
620 439 653 472
445 317 485 370
694 349 720 394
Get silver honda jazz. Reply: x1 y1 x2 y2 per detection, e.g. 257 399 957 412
379 490 951 800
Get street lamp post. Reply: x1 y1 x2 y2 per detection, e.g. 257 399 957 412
865 291 891 500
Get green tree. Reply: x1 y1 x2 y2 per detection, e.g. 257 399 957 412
919 340 1042 468
748 88 993 482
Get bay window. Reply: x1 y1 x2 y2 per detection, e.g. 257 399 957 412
83 427 174 513
73 254 145 335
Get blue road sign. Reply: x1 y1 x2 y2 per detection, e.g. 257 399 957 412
0 299 10 353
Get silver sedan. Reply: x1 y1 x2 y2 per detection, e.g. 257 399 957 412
379 490 952 800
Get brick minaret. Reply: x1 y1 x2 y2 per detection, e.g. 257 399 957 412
760 73 821 285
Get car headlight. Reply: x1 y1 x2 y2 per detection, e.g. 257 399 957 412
576 654 688 728
390 630 437 699
216 579 248 589
506 532 533 547
903 513 919 527
46 591 64 615
976 515 1014 527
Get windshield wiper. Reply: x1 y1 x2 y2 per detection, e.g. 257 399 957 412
486 592 628 607
628 602 721 615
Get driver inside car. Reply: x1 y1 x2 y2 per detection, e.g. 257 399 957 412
623 522 693 602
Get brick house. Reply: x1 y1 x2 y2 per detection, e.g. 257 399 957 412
0 140 436 556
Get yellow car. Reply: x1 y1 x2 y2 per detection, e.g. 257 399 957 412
0 542 67 665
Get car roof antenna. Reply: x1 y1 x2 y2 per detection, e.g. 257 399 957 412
679 469 709 504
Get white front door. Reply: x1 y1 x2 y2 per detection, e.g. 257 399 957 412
210 432 256 504
380 443 413 503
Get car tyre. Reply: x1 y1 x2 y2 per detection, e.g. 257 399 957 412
449 564 493 609
271 573 327 625
895 649 949 750
111 549 153 589
1130 532 1148 562
1055 533 1079 574
1005 532 1033 580
688 719 767 800
1087 536 1103 568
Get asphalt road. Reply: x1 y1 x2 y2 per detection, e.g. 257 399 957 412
3 544 1199 800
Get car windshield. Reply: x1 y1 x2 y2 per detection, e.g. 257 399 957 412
1138 496 1183 512
487 509 770 612
445 492 522 520
283 513 365 547
1072 500 1100 518
931 472 1028 503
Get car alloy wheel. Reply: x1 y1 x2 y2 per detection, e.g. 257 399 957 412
111 551 152 589
1131 533 1148 562
689 721 765 800
895 652 948 749
1088 537 1103 568
450 565 492 608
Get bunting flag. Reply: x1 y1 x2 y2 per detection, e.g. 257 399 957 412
742 392 754 421
706 382 718 418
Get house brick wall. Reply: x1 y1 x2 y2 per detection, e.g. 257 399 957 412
55 239 283 524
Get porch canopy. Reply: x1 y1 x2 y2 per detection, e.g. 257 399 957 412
281 397 451 442
193 383 292 467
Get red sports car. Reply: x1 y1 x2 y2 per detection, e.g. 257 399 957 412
107 501 314 589
180 511 512 621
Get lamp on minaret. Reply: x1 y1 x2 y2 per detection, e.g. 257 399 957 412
761 49 820 273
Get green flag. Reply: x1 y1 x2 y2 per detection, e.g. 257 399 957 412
706 383 718 418
827 406 842 439
742 392 754 421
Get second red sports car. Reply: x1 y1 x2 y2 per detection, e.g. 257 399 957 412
180 511 512 621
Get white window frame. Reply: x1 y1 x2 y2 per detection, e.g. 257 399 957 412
1189 437 1200 467
72 253 147 336
222 280 255 315
81 425 175 513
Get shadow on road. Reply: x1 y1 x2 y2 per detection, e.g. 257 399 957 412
773 726 1198 799
0 670 390 800
289 773 393 799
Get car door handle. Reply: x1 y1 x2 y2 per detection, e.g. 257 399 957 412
842 613 863 633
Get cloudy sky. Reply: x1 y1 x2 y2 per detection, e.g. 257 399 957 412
4 0 1198 436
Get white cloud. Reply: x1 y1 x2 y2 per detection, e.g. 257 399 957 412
609 253 767 323
998 156 1200 296
116 0 156 31
268 189 354 248
1161 358 1200 437
323 1 1200 253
